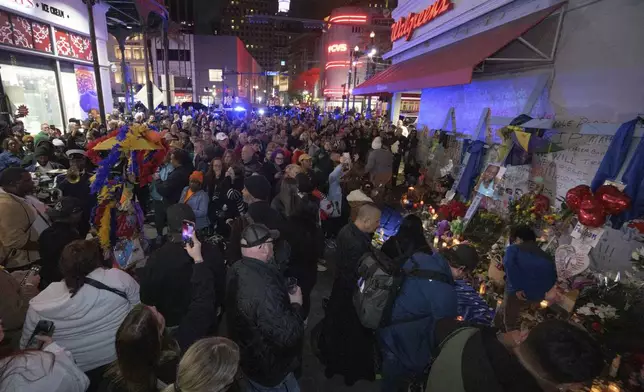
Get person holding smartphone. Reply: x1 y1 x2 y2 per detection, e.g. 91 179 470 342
0 320 90 392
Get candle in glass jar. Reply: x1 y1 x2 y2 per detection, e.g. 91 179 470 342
479 283 486 295
442 242 447 248
540 300 549 309
453 239 460 245
433 237 439 247
608 383 620 392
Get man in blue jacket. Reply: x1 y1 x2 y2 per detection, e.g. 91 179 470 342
378 244 480 392
496 225 557 339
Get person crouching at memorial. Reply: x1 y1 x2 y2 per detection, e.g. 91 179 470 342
378 244 480 392
180 171 210 234
495 225 557 344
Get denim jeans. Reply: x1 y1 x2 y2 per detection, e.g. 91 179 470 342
244 373 300 392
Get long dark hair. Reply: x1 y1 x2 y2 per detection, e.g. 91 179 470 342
205 158 227 197
59 240 104 296
0 351 55 388
107 304 179 392
395 215 431 255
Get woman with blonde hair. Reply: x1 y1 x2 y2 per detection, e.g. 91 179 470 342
162 337 240 392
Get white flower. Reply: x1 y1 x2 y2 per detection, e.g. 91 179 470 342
633 251 641 261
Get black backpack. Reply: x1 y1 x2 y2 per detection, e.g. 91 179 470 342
353 248 452 329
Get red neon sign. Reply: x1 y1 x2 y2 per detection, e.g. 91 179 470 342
391 0 453 42
328 43 348 53
329 14 367 24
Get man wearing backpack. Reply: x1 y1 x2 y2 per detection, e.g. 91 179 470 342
378 244 480 392
427 319 604 391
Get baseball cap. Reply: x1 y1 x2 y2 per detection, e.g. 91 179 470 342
241 223 280 248
298 153 312 163
215 132 228 141
441 244 479 271
47 197 83 221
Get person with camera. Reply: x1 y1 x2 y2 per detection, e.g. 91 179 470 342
0 320 90 392
226 223 304 391
101 231 217 392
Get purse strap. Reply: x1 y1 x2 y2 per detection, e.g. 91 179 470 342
83 277 129 302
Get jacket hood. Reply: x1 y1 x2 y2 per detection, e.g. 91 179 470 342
28 269 102 320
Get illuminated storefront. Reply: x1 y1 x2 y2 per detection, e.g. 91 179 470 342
0 0 112 131
355 0 644 136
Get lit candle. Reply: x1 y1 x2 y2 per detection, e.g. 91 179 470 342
442 242 447 248
433 237 439 247
590 387 602 392
479 283 486 295
540 300 549 309
453 239 460 245
420 200 424 206
608 383 621 392
497 299 503 305
408 186 415 191
456 316 464 321
432 213 438 220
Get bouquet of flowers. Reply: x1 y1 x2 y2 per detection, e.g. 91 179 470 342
437 199 467 221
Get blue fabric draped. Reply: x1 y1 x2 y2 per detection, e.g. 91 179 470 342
456 140 486 199
617 134 644 223
591 119 638 192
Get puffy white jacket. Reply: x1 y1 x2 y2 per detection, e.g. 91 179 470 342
0 343 89 392
20 268 140 372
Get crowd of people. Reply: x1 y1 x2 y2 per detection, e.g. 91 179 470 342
0 108 604 392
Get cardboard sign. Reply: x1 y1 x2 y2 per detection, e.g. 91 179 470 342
589 227 642 272
555 244 590 279
570 223 604 248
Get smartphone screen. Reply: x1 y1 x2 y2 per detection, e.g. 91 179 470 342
182 220 195 244
26 320 54 350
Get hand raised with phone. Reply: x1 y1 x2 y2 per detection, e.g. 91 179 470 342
184 231 203 263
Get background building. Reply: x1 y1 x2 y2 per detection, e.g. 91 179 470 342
0 0 113 131
321 5 394 112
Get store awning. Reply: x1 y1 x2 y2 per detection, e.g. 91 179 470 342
353 4 561 96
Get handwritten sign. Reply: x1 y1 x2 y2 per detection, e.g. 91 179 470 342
589 227 641 272
555 244 590 279
570 223 604 248
533 134 612 202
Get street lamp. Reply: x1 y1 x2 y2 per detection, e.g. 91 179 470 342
368 48 377 58
354 45 360 52
370 31 375 38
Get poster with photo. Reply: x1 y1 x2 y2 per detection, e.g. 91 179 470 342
474 164 506 200
499 164 531 209
74 65 99 118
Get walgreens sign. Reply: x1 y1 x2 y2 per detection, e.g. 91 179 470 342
391 0 453 42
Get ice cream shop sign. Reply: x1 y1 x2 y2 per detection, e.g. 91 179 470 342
391 0 453 42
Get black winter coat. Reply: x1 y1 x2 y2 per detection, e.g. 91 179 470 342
226 257 304 387
139 241 226 329
156 165 191 204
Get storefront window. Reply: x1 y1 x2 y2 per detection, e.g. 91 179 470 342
115 47 122 60
1 64 62 132
60 71 83 122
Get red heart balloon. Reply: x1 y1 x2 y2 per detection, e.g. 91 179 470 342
580 194 602 211
566 185 592 212
595 185 631 215
578 208 606 228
